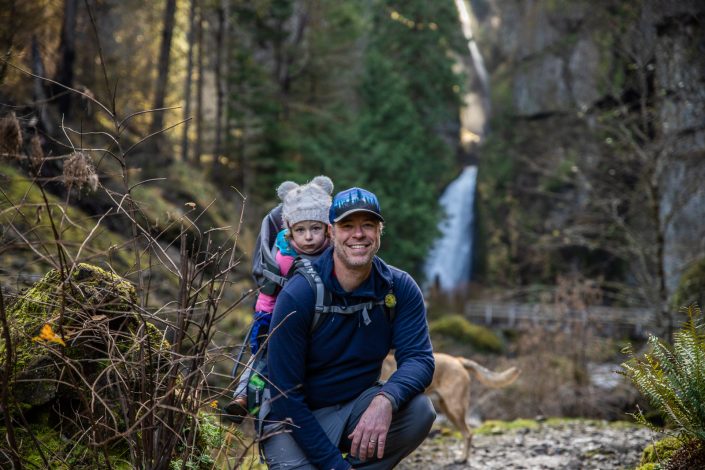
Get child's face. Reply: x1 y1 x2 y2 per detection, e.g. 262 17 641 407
289 220 327 255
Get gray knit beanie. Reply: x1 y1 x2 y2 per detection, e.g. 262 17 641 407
277 175 334 227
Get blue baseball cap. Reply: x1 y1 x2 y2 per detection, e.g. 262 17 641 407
329 187 384 223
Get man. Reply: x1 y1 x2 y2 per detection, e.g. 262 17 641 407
262 187 436 470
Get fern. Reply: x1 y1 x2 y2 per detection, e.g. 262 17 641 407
621 305 705 442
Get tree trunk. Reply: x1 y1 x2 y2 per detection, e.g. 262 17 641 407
31 36 54 136
0 0 18 86
650 180 671 338
222 0 231 173
193 2 204 166
277 4 309 119
212 0 225 174
181 0 196 164
150 0 177 142
54 0 78 118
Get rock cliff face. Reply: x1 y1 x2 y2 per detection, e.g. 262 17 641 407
474 0 705 305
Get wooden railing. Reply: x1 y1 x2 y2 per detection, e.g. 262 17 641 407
462 301 667 337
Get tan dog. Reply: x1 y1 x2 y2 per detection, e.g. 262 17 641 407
381 352 520 463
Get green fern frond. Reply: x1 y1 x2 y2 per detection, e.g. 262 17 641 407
621 304 705 443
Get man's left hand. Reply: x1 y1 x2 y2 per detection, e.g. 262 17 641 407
348 394 393 461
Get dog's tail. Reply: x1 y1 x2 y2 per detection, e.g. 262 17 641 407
459 358 520 388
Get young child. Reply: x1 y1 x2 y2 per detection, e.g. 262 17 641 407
225 175 334 418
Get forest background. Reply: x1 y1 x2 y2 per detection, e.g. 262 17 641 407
1 0 705 468
2 0 705 319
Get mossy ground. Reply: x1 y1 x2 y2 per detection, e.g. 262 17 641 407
429 314 504 353
636 435 684 469
0 163 134 277
471 417 641 436
2 411 229 470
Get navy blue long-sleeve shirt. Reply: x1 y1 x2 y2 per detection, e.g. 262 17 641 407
267 247 434 469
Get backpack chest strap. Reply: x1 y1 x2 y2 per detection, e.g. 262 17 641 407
321 300 384 326
262 269 288 287
295 258 395 332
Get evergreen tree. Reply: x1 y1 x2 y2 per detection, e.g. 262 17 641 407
349 50 449 276
297 1 463 277
370 0 464 137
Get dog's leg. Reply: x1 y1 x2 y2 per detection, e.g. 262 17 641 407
436 392 473 463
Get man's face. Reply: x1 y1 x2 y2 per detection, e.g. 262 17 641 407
330 213 382 270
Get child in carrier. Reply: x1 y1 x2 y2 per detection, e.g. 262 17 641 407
224 175 334 419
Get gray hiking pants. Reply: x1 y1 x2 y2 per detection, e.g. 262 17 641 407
261 385 435 469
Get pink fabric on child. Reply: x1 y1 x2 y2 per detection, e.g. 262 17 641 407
254 250 296 313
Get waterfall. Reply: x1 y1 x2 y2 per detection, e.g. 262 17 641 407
422 1 487 292
423 166 478 291
422 0 488 292
454 0 491 118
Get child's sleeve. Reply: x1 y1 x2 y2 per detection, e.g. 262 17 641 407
254 291 277 313
254 232 295 313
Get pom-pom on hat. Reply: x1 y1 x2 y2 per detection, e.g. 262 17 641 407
277 175 334 226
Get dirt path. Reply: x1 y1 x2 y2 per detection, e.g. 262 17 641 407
397 420 655 469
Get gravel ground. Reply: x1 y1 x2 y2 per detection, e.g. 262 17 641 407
397 419 656 469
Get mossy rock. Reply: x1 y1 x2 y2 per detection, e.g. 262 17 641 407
429 315 504 353
0 263 169 412
639 435 683 467
0 263 223 470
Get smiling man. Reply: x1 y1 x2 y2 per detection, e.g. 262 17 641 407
262 187 436 470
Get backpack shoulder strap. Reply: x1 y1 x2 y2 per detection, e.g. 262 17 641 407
292 258 331 332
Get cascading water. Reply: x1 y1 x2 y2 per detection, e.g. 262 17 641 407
423 166 477 291
423 0 488 292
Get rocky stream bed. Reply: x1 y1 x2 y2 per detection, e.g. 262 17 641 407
398 419 656 470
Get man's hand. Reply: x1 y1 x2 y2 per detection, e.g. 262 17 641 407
348 394 393 461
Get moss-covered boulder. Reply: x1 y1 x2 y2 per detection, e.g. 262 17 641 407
0 263 168 412
637 435 683 469
430 314 504 353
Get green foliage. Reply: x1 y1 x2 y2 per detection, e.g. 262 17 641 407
368 0 464 130
346 50 450 274
621 305 705 442
429 314 503 353
473 90 520 285
170 412 225 470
